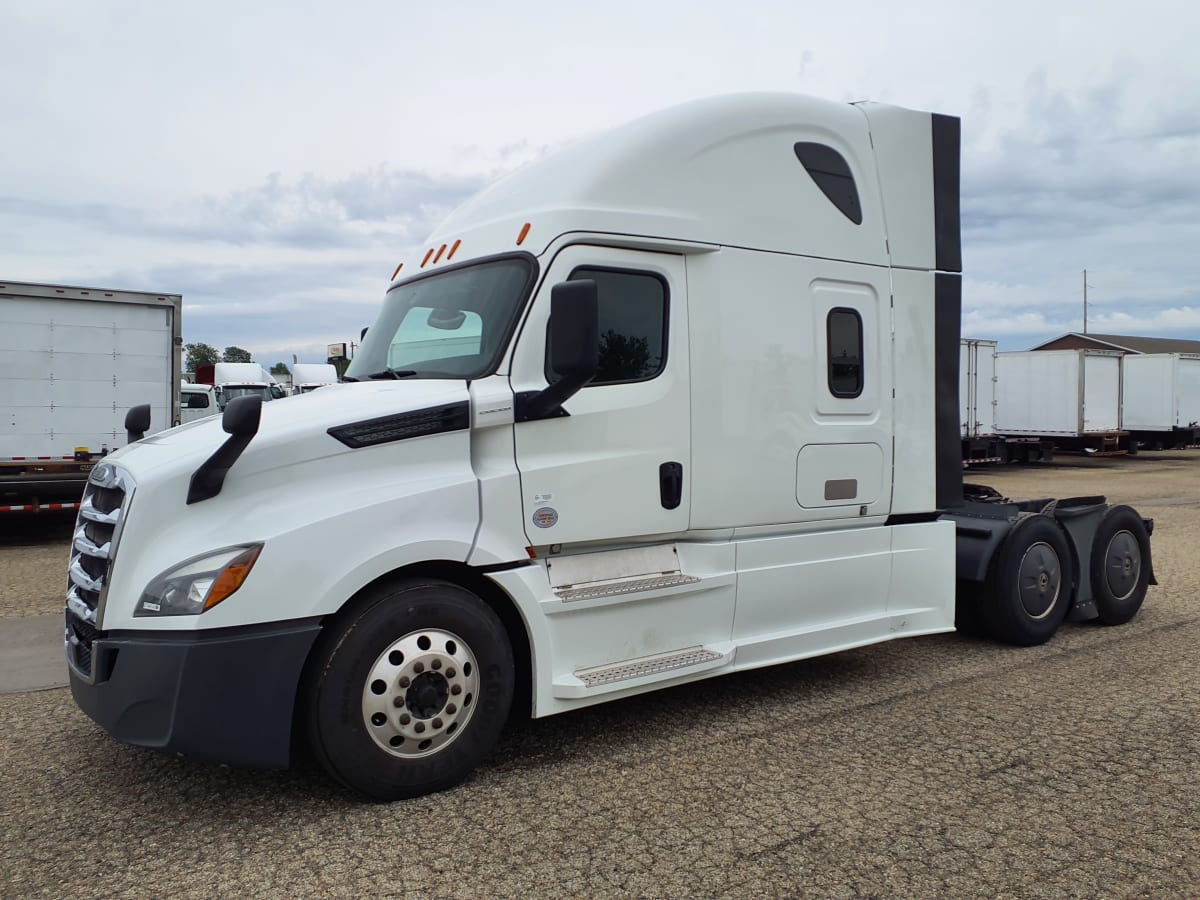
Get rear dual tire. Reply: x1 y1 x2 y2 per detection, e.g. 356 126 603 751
981 514 1072 646
1090 506 1150 626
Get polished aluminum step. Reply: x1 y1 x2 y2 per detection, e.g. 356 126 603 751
575 646 724 688
554 572 700 603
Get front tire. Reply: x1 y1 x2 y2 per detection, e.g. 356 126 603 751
305 580 514 801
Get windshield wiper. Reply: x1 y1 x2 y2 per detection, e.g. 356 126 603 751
366 368 418 380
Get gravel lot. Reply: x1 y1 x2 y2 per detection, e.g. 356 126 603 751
1 454 1198 897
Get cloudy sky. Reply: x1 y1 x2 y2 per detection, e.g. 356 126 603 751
2 0 1198 362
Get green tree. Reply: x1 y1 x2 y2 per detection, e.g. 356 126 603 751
597 330 655 381
185 342 221 371
222 346 253 363
269 362 290 376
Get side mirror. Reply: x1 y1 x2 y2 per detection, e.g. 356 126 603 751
125 404 152 443
549 280 599 380
516 280 599 422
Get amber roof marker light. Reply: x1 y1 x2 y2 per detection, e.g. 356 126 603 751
516 222 531 246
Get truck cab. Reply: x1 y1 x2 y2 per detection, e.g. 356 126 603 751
179 383 219 424
195 362 286 409
65 93 1152 801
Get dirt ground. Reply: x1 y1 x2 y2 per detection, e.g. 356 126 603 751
1 452 1198 896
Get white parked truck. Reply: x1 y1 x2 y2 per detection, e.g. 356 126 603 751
195 362 285 409
1121 353 1200 449
288 362 340 393
66 94 1154 801
179 383 220 424
0 280 181 511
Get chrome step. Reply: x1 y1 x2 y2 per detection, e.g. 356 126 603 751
554 573 700 603
565 645 728 696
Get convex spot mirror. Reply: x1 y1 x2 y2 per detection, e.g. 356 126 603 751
222 395 262 438
125 404 152 442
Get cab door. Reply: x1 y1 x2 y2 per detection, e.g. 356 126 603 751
509 245 690 547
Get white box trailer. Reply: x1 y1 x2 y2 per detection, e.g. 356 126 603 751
961 339 1053 466
64 93 1155 801
995 349 1131 453
1121 353 1200 448
0 280 181 510
960 339 997 439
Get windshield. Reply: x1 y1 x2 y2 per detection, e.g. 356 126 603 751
219 385 274 409
345 255 535 380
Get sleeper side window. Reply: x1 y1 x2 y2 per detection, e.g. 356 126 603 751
550 267 668 386
827 308 864 398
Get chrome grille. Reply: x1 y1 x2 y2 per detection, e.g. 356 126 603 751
66 463 133 678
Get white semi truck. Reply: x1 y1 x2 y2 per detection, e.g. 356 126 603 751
66 94 1154 801
194 362 286 409
0 280 181 511
288 362 340 393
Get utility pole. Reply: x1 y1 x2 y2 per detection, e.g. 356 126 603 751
1083 269 1088 334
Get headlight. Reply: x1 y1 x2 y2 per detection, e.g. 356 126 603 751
136 544 263 617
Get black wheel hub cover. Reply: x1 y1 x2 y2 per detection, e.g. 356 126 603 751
407 672 450 719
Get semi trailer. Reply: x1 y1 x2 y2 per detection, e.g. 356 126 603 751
959 338 1052 465
0 280 181 511
995 349 1135 455
1121 353 1200 449
66 93 1154 801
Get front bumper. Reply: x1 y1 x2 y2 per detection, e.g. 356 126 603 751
68 617 322 769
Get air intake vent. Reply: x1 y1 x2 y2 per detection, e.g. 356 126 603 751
327 401 470 448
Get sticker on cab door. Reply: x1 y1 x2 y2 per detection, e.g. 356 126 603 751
532 507 559 528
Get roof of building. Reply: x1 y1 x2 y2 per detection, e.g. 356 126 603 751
1030 332 1200 354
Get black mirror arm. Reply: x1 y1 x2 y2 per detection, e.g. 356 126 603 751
186 395 262 504
514 374 595 422
186 433 255 504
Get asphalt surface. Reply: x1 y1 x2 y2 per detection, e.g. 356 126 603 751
1 455 1198 897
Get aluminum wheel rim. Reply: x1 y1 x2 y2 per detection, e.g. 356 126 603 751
1105 530 1141 601
362 628 479 759
1018 541 1061 620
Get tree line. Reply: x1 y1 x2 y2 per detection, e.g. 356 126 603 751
185 342 289 376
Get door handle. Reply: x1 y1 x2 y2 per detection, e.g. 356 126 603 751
659 461 683 510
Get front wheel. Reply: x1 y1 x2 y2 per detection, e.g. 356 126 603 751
305 580 514 801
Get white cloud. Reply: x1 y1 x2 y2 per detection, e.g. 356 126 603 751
2 0 1199 361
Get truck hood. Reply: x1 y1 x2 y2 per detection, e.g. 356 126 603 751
106 380 470 485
